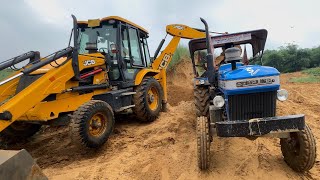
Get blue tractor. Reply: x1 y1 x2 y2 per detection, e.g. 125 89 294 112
189 19 316 172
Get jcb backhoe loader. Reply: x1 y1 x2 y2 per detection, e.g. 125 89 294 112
0 15 207 149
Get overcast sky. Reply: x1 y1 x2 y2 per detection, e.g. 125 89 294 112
1 0 319 60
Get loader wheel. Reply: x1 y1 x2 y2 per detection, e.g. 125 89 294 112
70 100 114 148
0 122 41 144
194 86 210 118
280 124 316 172
197 116 210 170
133 77 163 122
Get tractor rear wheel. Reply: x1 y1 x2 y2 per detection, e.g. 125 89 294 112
194 86 210 118
70 100 114 148
197 116 210 170
280 124 316 172
0 122 41 144
133 77 163 122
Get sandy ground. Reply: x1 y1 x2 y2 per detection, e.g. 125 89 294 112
9 60 320 179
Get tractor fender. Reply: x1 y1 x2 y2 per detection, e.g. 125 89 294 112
134 69 160 85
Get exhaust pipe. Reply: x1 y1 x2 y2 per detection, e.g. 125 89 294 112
200 17 215 84
71 15 81 80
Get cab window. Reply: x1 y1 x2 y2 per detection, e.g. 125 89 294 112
128 28 144 66
141 38 151 66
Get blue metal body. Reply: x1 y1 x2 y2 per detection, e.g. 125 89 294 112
218 63 280 94
218 63 280 121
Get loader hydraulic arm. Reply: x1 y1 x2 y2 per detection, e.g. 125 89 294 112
149 24 206 105
151 24 206 70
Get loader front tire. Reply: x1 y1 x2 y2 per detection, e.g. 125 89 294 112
133 77 163 122
280 124 316 172
197 116 210 170
70 100 114 148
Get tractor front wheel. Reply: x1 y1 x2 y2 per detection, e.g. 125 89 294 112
197 116 210 170
70 100 114 148
133 77 163 122
194 86 210 118
280 124 316 172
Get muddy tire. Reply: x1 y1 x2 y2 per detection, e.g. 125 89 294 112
197 116 210 170
133 77 163 122
70 100 114 148
0 122 41 144
280 124 316 172
194 86 210 118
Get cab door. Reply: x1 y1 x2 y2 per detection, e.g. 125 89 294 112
120 25 147 82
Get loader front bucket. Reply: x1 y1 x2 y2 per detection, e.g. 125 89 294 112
0 149 47 180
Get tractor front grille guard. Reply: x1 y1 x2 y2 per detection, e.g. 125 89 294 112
228 91 276 121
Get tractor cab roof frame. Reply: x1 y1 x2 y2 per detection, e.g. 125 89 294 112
189 29 268 58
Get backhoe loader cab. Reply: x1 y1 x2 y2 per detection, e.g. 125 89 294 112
76 17 152 87
0 15 208 151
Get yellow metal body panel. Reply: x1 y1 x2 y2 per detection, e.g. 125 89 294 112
88 19 101 27
147 25 205 102
78 16 148 34
0 73 20 102
23 90 106 120
0 54 108 132
166 24 206 39
134 69 160 85
30 57 68 75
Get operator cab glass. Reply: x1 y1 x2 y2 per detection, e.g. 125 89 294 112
76 17 151 88
120 25 150 81
78 22 118 57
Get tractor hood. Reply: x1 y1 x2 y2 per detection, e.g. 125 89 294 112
219 63 280 80
218 63 280 95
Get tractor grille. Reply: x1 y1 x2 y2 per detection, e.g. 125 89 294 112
228 91 276 121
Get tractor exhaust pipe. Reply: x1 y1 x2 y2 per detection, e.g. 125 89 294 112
200 17 215 84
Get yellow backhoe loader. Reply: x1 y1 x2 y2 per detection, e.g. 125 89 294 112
0 15 207 150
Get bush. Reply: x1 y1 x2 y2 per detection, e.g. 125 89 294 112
255 44 320 73
0 69 14 81
289 67 320 83
302 67 320 76
167 45 189 71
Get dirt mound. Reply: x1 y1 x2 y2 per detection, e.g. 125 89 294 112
6 62 320 179
167 58 195 106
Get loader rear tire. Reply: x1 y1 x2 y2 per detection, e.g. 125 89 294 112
133 77 163 122
70 100 114 148
194 86 210 118
197 116 210 170
280 124 316 172
0 122 41 144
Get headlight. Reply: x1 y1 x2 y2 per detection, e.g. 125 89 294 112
213 96 225 108
277 89 288 101
194 78 209 85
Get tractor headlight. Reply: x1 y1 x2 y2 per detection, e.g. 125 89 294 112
277 89 288 101
213 96 225 108
194 78 209 86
